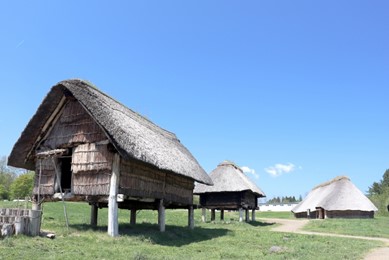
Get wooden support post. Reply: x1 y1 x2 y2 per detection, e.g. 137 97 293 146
201 208 206 222
220 209 224 221
158 199 165 232
130 209 137 225
91 204 98 227
211 209 216 221
245 209 250 222
252 209 256 222
108 153 120 237
29 209 42 236
188 206 194 230
239 208 243 222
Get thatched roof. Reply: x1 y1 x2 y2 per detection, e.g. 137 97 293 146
8 79 213 185
194 161 265 197
292 176 377 213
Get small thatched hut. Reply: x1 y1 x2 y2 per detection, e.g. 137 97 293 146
292 176 377 219
194 161 266 222
8 79 213 236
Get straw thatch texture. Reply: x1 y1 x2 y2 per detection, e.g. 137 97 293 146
71 142 112 195
72 142 113 173
43 99 106 149
33 158 55 195
292 176 378 218
8 79 212 186
120 159 194 205
194 161 265 196
72 170 111 195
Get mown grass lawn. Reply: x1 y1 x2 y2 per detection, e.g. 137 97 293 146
303 216 389 239
256 211 294 219
0 201 384 259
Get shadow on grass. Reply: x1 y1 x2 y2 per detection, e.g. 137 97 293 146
248 221 276 227
70 223 230 247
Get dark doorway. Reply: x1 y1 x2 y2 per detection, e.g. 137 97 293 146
60 155 72 192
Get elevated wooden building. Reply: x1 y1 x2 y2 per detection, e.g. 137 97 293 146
8 79 213 236
194 161 265 222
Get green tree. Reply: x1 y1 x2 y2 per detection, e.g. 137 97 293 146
368 169 389 216
10 172 34 200
0 173 15 200
368 182 382 195
381 169 389 188
368 169 389 196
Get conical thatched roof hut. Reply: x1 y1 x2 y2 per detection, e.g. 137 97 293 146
194 161 265 222
292 176 378 219
8 79 212 236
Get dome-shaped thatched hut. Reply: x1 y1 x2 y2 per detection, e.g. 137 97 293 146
8 79 213 236
292 176 377 219
194 161 265 222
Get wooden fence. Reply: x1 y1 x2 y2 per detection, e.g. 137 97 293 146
0 208 42 236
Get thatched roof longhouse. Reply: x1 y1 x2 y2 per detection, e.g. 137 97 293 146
8 79 212 186
292 176 377 218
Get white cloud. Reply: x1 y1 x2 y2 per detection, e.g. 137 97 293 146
265 163 296 177
241 166 259 179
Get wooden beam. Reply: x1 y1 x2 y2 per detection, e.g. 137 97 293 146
130 209 137 225
108 153 120 237
188 206 194 230
220 209 224 221
91 204 98 227
158 199 165 232
211 209 216 221
245 209 249 222
251 209 256 222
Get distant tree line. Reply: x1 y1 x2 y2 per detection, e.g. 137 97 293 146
0 156 34 200
368 169 389 216
266 195 302 204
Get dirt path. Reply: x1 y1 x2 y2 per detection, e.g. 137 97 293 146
259 218 389 260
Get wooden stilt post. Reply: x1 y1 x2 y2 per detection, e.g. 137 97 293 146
239 208 243 222
188 206 194 230
30 199 42 236
91 204 98 227
130 209 137 225
252 209 256 222
245 209 250 222
211 209 216 221
220 209 224 221
158 199 165 232
201 208 206 222
108 154 120 237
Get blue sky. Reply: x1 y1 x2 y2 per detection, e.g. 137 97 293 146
1 1 388 200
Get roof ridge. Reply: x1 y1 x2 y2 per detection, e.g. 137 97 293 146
62 79 178 141
312 175 350 190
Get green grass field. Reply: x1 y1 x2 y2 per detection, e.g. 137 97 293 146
0 201 384 259
303 216 389 239
257 211 294 219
